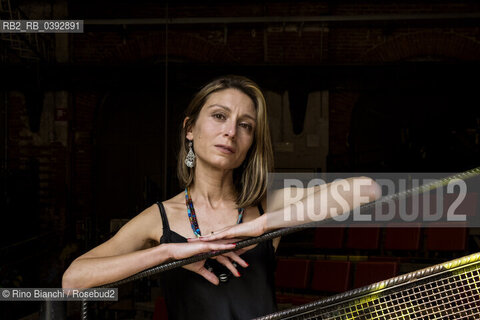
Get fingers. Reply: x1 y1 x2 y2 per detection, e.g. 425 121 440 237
182 252 250 284
196 266 220 285
215 255 241 277
235 244 257 255
213 251 249 277
192 242 235 254
224 251 249 268
202 242 236 252
189 242 236 257
170 242 236 260
183 261 220 285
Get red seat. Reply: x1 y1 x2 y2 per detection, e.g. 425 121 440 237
311 260 351 293
289 295 318 305
313 227 345 249
368 256 401 263
354 262 398 288
384 225 421 251
276 293 318 305
153 296 169 320
425 225 468 251
345 227 380 250
275 258 311 289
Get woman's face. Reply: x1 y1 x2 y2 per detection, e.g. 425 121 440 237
186 88 257 171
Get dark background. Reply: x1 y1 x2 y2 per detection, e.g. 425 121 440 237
1 0 480 319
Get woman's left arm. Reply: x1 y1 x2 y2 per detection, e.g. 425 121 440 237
260 176 381 232
198 176 381 240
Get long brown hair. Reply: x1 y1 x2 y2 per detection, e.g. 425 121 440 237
177 75 274 208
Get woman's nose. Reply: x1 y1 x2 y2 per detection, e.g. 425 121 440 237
224 121 236 138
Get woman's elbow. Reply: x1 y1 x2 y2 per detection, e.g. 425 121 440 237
358 176 382 202
62 262 88 289
353 176 382 202
62 268 74 289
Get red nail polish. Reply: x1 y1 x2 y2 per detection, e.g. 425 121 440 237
245 263 249 267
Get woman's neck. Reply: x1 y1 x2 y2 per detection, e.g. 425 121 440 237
190 164 237 210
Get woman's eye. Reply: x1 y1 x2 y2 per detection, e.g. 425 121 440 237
213 113 226 120
240 123 253 131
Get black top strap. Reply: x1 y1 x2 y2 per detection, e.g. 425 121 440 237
257 202 265 216
157 202 172 241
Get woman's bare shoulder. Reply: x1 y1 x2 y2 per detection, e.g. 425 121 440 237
136 192 184 243
162 192 185 216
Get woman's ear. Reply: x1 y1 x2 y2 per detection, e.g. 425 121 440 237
184 117 194 140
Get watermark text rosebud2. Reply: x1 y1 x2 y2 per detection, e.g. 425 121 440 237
266 173 479 227
280 177 377 222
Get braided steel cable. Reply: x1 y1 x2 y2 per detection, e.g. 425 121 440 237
81 300 88 320
81 166 480 319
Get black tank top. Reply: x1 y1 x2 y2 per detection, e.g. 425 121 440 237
157 202 277 320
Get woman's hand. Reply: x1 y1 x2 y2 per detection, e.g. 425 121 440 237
167 240 249 285
183 216 268 283
185 218 266 279
182 250 249 285
209 250 249 277
167 240 236 260
181 260 218 285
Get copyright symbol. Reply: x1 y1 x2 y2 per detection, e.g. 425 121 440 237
2 289 10 298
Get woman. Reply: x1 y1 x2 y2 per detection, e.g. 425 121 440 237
62 75 380 319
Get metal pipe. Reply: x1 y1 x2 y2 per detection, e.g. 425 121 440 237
163 3 168 201
84 12 480 26
2 91 7 209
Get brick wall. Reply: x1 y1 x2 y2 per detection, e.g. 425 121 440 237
6 91 67 235
4 1 480 241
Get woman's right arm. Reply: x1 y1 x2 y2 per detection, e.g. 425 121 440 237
62 204 236 289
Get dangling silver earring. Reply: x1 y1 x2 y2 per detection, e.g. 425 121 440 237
185 140 196 168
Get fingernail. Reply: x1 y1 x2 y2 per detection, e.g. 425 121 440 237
237 271 241 277
245 263 249 267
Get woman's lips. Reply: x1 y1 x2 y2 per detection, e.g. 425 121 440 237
215 145 235 154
